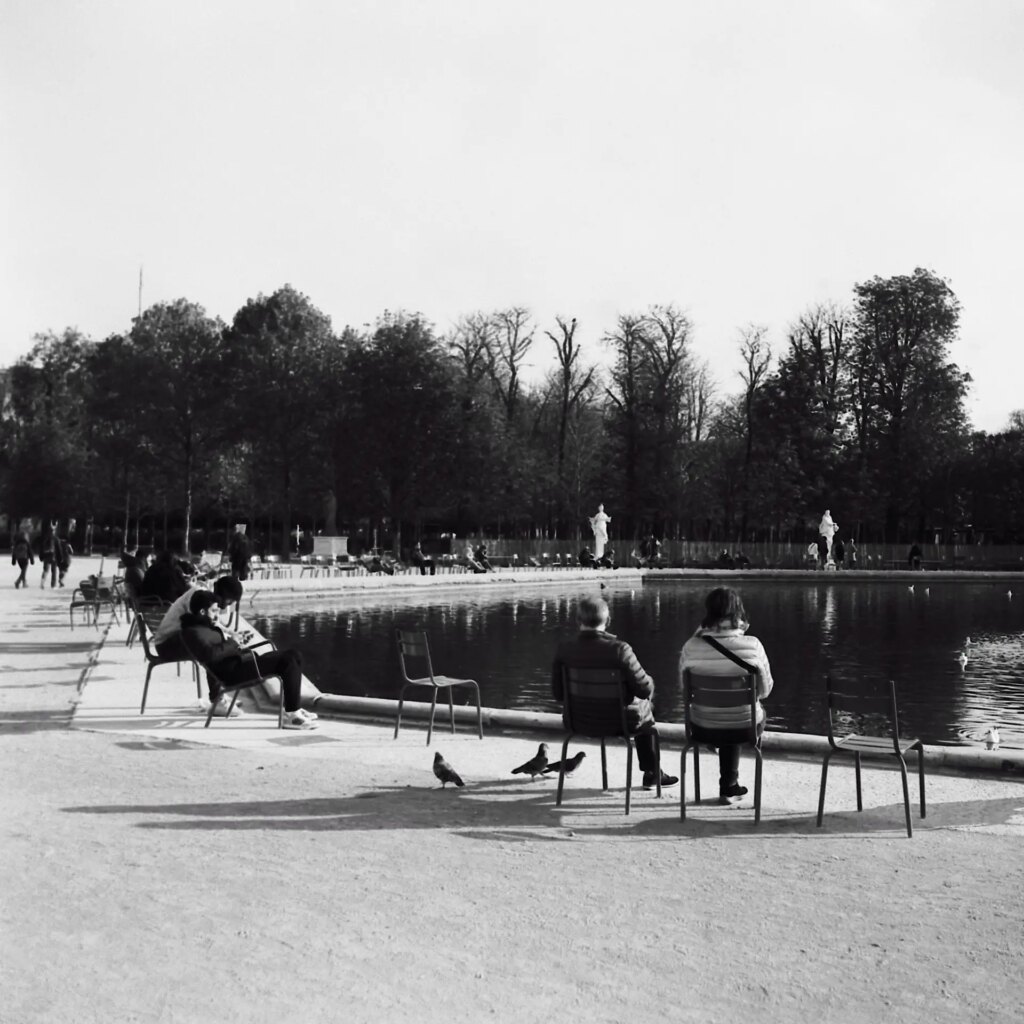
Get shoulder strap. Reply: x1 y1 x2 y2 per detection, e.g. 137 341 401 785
701 634 757 675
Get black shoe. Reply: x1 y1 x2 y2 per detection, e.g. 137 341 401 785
642 771 679 790
719 784 748 803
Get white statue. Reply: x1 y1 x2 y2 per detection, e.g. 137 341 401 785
818 509 839 560
589 503 611 559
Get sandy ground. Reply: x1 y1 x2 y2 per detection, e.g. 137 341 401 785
2 570 1024 1024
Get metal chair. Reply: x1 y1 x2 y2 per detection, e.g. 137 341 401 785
556 666 662 815
817 676 926 838
679 669 763 823
394 630 483 745
136 610 201 713
187 639 284 728
69 578 122 630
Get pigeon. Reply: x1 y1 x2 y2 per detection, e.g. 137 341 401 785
542 751 587 776
957 652 968 669
433 751 464 788
908 585 915 593
511 742 549 778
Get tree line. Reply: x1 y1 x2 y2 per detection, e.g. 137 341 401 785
2 267 1020 556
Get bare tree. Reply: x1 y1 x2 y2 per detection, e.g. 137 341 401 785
545 316 595 518
447 312 494 395
488 307 534 423
738 324 773 538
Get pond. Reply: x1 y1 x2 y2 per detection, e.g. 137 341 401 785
250 578 1024 748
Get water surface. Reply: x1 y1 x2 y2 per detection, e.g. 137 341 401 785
251 579 1024 747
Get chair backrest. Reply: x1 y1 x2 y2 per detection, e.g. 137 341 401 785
396 629 434 683
682 669 760 744
825 675 904 754
562 666 631 738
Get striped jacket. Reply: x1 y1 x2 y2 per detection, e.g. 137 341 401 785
678 627 774 729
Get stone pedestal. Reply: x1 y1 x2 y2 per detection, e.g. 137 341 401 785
313 536 349 559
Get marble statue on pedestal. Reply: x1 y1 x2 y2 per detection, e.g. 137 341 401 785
589 504 611 559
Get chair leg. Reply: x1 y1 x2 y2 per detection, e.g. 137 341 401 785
817 753 832 826
600 739 608 791
693 745 701 803
680 744 687 820
446 685 456 735
753 747 763 825
426 688 440 746
472 683 483 739
898 755 913 838
653 732 662 799
917 743 927 818
394 687 407 739
624 739 632 816
141 664 154 714
278 682 285 729
194 663 202 699
854 751 863 811
555 736 571 807
204 695 218 727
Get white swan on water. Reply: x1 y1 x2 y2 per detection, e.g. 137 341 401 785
957 652 968 669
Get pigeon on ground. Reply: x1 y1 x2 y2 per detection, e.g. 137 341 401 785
542 750 587 776
433 751 464 788
511 742 549 778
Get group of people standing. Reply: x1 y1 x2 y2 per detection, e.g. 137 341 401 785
11 524 74 589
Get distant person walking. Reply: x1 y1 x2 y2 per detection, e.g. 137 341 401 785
12 531 33 588
832 536 845 570
56 535 74 587
38 524 59 588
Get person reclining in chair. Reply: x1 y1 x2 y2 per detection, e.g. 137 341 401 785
550 595 677 790
151 575 249 717
180 590 318 730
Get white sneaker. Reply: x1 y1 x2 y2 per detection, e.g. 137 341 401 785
294 707 318 722
281 711 316 730
213 696 244 718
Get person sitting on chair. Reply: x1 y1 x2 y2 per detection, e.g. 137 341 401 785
578 546 596 568
907 543 923 570
678 587 774 804
597 546 617 569
551 596 677 791
411 542 435 576
152 576 248 717
141 549 190 602
461 543 487 573
474 542 493 571
180 590 317 730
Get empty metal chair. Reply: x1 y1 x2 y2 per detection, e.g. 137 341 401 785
817 676 926 838
394 630 483 745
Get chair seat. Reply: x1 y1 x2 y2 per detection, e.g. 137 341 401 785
405 674 477 689
834 734 921 757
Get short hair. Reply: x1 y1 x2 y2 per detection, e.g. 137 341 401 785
577 595 610 629
189 590 219 615
213 576 243 606
701 587 747 630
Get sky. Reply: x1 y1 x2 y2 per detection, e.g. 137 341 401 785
2 0 1022 431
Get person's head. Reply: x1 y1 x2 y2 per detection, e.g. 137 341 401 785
213 575 243 609
121 552 137 570
189 589 219 620
598 503 604 512
577 595 610 631
701 587 748 630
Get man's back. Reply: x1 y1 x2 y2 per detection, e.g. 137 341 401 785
551 630 653 705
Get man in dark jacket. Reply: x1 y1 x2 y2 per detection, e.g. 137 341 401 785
551 595 677 790
180 590 317 730
228 526 252 581
141 550 190 602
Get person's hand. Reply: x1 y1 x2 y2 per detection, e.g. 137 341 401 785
239 630 254 644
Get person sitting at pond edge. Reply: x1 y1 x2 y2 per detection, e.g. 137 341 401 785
474 542 493 571
462 543 487 573
678 587 774 803
152 576 247 716
908 544 923 570
832 536 846 569
411 542 435 576
180 590 317 730
597 547 617 569
578 546 596 568
551 595 678 790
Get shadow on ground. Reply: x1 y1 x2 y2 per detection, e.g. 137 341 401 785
62 781 1024 840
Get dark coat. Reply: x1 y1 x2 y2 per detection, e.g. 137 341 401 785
141 562 189 602
551 629 655 730
179 612 245 675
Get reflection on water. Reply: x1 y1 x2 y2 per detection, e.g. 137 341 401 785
251 580 1024 748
